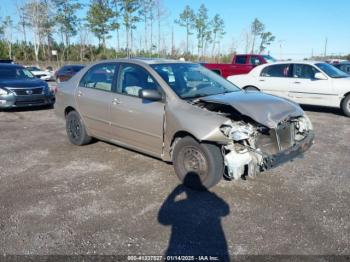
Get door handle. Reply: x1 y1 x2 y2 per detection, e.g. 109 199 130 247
77 91 83 97
259 79 265 82
294 81 301 84
112 98 121 105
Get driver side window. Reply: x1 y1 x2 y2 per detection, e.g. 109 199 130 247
293 64 319 79
117 64 159 97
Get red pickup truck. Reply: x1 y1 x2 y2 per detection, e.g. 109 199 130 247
203 54 276 78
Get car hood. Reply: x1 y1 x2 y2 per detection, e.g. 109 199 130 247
0 78 47 88
199 91 304 128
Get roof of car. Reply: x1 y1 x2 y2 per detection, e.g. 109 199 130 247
91 58 194 66
264 60 326 65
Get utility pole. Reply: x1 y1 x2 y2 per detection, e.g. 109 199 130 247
324 37 328 58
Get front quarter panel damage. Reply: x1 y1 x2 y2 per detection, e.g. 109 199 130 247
162 100 232 161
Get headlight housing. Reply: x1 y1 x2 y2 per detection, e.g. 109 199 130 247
0 87 9 95
297 115 313 132
220 122 255 141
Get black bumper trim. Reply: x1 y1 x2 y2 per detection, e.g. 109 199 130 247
263 131 315 170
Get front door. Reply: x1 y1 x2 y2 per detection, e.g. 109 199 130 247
75 63 117 138
110 63 165 156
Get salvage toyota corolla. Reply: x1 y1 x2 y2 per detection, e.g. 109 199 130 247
55 59 314 189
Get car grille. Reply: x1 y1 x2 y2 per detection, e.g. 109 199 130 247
256 121 295 155
15 99 46 106
11 87 44 96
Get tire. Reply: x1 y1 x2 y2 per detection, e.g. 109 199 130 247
341 95 350 117
172 136 224 190
244 86 260 92
66 110 92 145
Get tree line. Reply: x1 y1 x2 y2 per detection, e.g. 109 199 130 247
0 0 277 63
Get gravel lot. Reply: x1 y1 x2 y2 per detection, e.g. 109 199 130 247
0 101 349 258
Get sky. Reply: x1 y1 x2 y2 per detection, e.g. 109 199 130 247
2 0 350 59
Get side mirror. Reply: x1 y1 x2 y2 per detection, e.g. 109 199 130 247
139 89 163 101
314 72 327 80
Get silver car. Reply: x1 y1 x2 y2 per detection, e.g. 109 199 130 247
55 59 314 189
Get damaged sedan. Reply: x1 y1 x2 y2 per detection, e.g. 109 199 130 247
55 59 314 189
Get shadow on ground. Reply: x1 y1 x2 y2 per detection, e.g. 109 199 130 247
158 173 230 261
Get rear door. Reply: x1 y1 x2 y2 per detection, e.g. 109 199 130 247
257 64 292 98
288 64 333 106
75 63 118 138
109 63 165 156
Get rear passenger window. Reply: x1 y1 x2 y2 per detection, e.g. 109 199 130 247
261 64 290 77
235 56 247 64
79 63 116 92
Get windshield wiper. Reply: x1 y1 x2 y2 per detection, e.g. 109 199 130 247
182 93 210 100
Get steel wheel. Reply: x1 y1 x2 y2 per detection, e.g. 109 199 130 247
172 136 224 190
65 110 91 145
181 146 209 178
68 117 81 141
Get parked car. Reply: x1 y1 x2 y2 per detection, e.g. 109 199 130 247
203 54 276 78
55 64 85 82
55 59 314 189
0 59 14 64
228 61 350 117
25 65 54 81
0 64 55 108
332 62 350 74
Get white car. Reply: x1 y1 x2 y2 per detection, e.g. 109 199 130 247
228 61 350 116
25 66 54 81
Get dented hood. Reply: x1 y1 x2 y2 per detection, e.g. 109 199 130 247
200 91 304 128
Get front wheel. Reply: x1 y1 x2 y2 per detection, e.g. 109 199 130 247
172 136 224 190
341 95 350 117
66 110 92 145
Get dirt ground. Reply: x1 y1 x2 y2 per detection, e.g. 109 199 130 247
0 102 349 259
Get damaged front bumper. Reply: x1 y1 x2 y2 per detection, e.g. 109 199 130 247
262 131 315 170
223 129 315 180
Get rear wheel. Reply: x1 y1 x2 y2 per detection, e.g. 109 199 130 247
341 95 350 117
66 110 91 145
172 136 224 190
244 86 260 92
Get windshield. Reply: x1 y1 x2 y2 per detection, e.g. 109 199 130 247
151 63 241 99
263 55 277 63
0 67 35 80
315 63 349 78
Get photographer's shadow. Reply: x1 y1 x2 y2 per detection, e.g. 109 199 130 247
158 173 230 261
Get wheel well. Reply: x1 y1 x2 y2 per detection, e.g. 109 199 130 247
169 131 199 157
341 92 350 106
243 85 260 91
64 106 76 117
